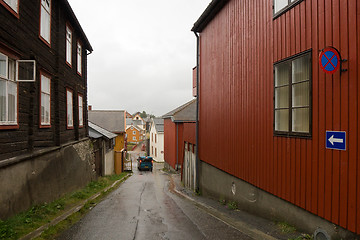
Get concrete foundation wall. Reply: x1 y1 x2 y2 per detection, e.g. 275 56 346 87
104 150 115 175
0 139 96 219
199 161 358 240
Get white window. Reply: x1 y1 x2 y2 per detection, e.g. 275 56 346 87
133 131 136 135
78 94 83 127
66 89 73 128
77 42 82 75
0 52 17 126
40 0 51 44
133 136 136 141
274 51 311 136
40 73 51 126
274 0 298 15
66 25 72 65
2 0 18 13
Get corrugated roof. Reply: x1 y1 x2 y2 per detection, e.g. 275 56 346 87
162 99 196 122
88 110 125 133
88 122 117 139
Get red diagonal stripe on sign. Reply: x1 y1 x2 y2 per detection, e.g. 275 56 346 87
324 53 336 68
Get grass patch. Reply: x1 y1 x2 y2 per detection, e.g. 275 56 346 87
277 221 297 234
288 233 313 240
227 201 238 210
0 173 128 240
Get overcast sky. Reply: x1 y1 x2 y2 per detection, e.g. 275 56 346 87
68 0 211 116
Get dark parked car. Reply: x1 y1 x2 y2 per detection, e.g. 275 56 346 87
137 156 153 171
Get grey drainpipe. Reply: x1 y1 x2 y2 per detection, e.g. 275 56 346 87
176 123 179 171
194 31 200 192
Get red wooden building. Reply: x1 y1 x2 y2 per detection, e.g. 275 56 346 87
163 99 196 171
192 0 360 238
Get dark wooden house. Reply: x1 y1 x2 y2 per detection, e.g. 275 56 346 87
0 0 94 219
192 0 360 238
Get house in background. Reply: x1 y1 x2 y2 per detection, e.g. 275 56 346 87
126 125 144 144
149 118 164 162
88 110 126 152
88 122 117 176
88 110 126 174
132 112 145 125
192 0 360 238
0 0 93 219
163 99 196 172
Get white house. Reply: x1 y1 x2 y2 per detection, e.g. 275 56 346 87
149 118 164 162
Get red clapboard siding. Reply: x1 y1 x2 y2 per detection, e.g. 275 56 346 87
164 119 177 169
198 0 360 234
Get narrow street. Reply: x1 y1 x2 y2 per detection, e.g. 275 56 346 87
57 152 251 240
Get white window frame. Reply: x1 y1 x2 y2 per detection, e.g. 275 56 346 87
77 42 82 75
40 72 51 127
133 136 136 141
133 131 136 135
66 89 73 128
66 25 72 66
0 52 17 126
16 60 36 82
78 94 83 127
40 0 51 44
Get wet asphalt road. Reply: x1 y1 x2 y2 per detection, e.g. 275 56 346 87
57 158 252 240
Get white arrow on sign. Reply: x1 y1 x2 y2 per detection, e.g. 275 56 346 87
328 135 343 145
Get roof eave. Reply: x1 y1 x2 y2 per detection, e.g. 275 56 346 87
63 0 93 52
191 0 230 33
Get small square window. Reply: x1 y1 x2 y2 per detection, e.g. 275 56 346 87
273 0 303 17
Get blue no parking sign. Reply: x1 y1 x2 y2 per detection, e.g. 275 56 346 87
319 47 341 74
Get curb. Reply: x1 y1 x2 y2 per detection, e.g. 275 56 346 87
20 173 132 240
168 175 277 240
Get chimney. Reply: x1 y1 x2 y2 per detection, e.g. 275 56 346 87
88 105 92 111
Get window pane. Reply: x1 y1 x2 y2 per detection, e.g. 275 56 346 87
8 81 16 122
41 0 51 12
45 94 50 123
17 61 35 81
275 86 289 108
41 75 50 93
8 59 15 81
0 54 7 78
292 82 309 107
40 7 51 43
274 0 288 13
275 109 289 131
67 90 73 126
0 80 6 121
292 108 309 133
292 55 310 83
77 44 82 74
66 27 72 64
275 62 289 87
4 0 18 12
41 93 45 123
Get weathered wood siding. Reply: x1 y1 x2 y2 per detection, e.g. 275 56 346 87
198 0 360 234
0 0 90 160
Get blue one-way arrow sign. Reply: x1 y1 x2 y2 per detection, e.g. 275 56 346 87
326 131 346 151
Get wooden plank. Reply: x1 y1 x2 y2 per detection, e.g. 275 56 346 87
324 0 333 222
357 1 360 233
346 0 358 232
331 0 341 225
317 0 326 218
311 0 319 215
339 0 349 228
